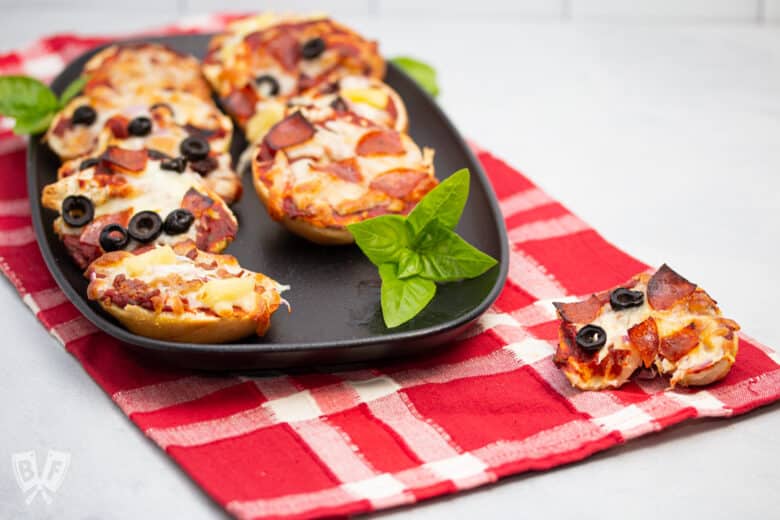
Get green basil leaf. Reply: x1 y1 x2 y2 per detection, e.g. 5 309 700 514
414 221 498 282
347 215 410 265
59 75 88 106
390 56 439 98
0 76 59 121
396 248 422 279
406 168 469 235
12 112 54 135
379 263 436 328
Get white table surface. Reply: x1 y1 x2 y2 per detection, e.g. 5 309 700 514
1 11 779 520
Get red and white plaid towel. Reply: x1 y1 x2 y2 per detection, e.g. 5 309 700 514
2 15 780 520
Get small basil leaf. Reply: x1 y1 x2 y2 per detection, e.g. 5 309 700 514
406 168 469 236
415 221 498 282
379 263 436 328
0 76 59 121
12 112 54 135
390 56 439 98
396 249 422 279
347 215 410 265
59 75 88 106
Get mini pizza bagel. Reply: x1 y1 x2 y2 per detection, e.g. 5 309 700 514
203 13 384 130
83 43 212 100
252 110 436 244
553 265 740 390
86 241 287 342
41 146 238 269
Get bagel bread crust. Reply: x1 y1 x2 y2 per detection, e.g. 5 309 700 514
553 265 740 390
86 241 286 343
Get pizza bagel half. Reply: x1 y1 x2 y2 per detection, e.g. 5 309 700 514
86 241 287 343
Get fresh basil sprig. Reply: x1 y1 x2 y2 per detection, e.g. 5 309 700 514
348 169 497 328
0 75 87 135
390 56 439 98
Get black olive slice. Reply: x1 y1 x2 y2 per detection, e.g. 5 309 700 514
61 195 94 227
189 156 218 175
610 288 644 311
301 37 326 59
71 105 97 126
575 324 607 352
78 157 99 171
147 149 171 161
127 116 152 137
160 156 187 173
99 224 129 252
163 209 194 235
127 211 163 243
254 74 280 97
180 136 210 161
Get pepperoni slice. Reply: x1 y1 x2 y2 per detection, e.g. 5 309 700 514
553 294 608 324
79 209 132 247
647 264 697 310
51 117 72 137
101 147 148 172
320 158 362 183
369 170 429 200
356 130 404 156
105 115 129 139
628 317 660 367
223 86 257 120
181 187 215 217
659 323 700 362
265 32 300 71
265 112 315 151
63 234 101 269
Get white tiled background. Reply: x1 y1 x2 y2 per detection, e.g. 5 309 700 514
3 0 780 48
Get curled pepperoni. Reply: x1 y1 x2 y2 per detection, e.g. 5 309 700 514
647 264 697 310
265 32 300 71
659 323 700 362
105 115 129 139
320 158 362 183
265 112 315 151
79 209 132 247
356 130 404 156
369 170 430 201
223 86 257 120
63 235 101 269
181 187 215 217
628 317 660 367
181 187 237 251
101 147 148 172
51 117 72 137
553 294 608 324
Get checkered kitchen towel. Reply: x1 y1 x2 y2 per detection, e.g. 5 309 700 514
2 14 780 520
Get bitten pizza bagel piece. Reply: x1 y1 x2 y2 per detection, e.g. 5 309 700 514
553 264 740 390
41 147 238 269
86 241 287 343
252 110 436 245
83 43 211 100
203 13 385 130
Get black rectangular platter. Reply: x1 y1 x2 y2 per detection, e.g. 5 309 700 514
27 34 509 370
